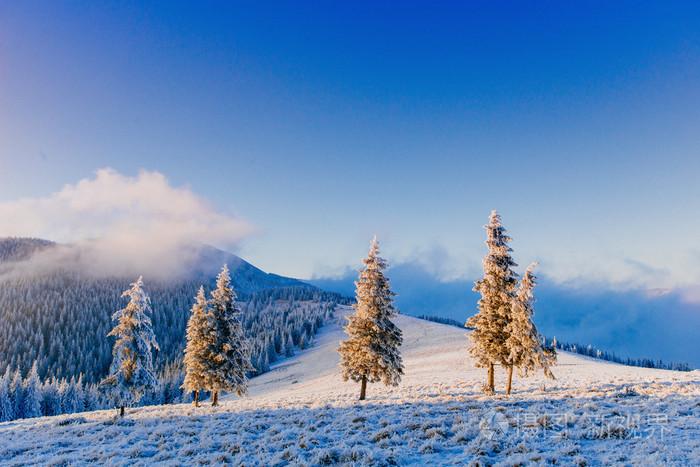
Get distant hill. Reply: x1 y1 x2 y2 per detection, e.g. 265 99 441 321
186 244 312 295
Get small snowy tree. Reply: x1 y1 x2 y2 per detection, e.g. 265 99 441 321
206 265 253 406
504 263 555 394
338 237 403 400
101 276 160 416
22 361 42 418
467 211 518 393
182 286 213 407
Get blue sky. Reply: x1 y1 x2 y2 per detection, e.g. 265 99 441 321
2 1 700 286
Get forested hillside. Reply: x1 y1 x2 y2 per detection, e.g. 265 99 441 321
0 238 349 384
0 238 54 263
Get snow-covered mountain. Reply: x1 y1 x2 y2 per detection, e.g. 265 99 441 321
0 237 348 383
3 308 697 465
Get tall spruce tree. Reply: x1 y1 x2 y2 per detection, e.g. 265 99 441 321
467 211 519 393
101 277 159 416
338 237 403 400
206 265 253 406
182 286 213 406
505 263 555 394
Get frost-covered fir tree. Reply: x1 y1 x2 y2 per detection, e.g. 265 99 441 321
284 333 295 357
57 379 69 414
41 378 61 417
83 383 100 412
505 264 555 394
0 368 12 422
75 374 86 411
10 368 24 419
22 361 42 418
206 265 253 406
62 377 81 414
338 237 403 400
101 277 160 416
182 286 213 407
467 211 519 394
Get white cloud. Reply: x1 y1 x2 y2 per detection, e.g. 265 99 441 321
0 168 254 278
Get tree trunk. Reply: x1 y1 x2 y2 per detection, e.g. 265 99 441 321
359 375 367 401
211 390 219 406
487 363 495 393
506 365 514 395
193 390 199 407
119 406 125 417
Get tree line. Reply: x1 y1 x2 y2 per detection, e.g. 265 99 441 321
102 264 300 415
545 336 692 372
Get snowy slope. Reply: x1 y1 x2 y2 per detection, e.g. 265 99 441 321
2 306 699 465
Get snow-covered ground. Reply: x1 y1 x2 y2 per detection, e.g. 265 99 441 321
1 306 699 465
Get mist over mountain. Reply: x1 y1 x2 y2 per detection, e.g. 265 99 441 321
310 260 700 368
0 169 255 281
0 237 309 295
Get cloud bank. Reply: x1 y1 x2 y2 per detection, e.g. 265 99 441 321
0 168 254 278
310 257 700 368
